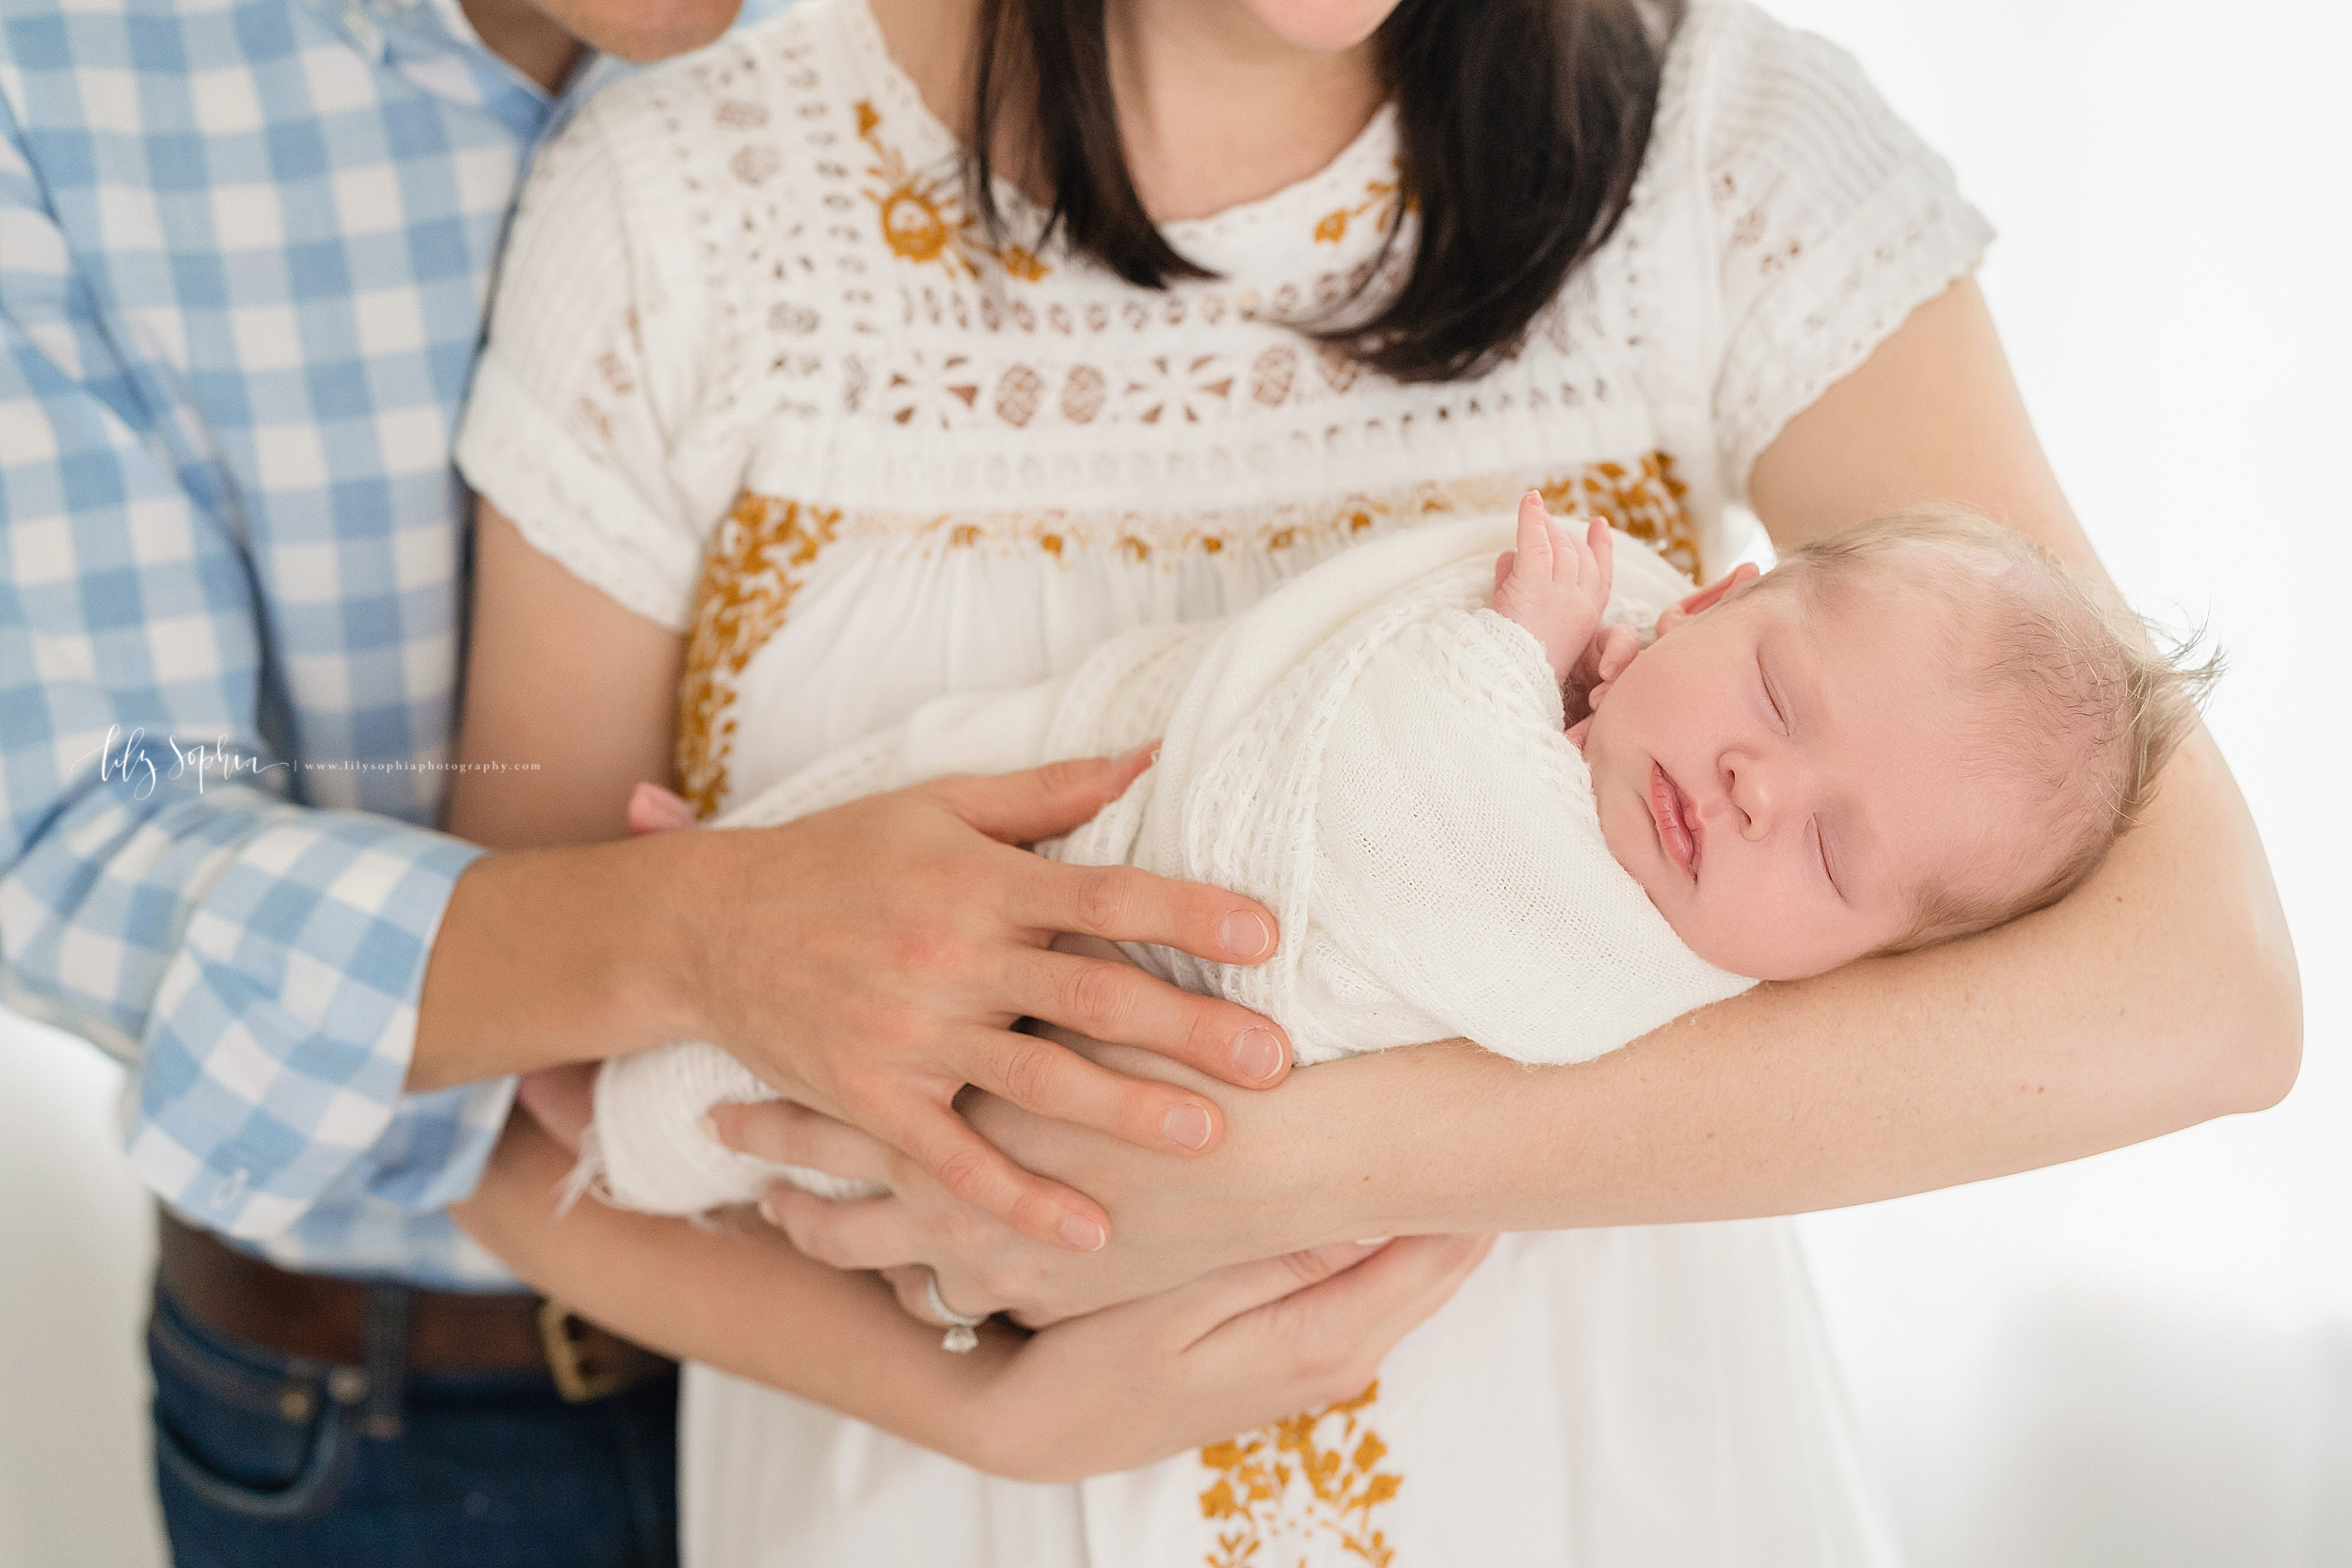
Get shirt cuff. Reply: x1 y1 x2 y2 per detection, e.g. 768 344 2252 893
123 806 509 1239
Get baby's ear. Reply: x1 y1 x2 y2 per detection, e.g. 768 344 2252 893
1654 562 1760 638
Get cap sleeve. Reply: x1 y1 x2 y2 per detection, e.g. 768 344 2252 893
1694 3 1996 501
454 96 723 633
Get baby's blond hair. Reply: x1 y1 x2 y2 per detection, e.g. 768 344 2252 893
1755 508 2218 952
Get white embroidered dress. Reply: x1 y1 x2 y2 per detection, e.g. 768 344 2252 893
456 0 1989 1560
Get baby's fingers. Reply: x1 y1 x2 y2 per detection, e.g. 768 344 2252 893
1547 518 1583 584
1594 624 1639 684
1514 491 1554 576
1586 515 1615 604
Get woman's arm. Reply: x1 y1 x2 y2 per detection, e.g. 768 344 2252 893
452 1110 1491 1481
720 278 2300 1318
415 501 1320 1248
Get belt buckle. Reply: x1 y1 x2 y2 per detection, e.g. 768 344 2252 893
536 1300 630 1404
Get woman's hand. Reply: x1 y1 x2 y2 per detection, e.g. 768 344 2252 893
454 1112 1489 1483
954 1233 1492 1482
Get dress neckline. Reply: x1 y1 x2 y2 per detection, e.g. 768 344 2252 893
835 0 1403 270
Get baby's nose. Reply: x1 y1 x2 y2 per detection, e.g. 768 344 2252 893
1724 758 1778 840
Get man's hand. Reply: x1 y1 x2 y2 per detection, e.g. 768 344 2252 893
703 942 1399 1328
1490 490 1615 688
655 750 1293 1254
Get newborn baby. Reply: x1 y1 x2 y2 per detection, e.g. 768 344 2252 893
580 497 2208 1214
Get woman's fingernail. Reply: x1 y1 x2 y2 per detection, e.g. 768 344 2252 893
756 1191 783 1226
1060 1214 1107 1251
1163 1103 1213 1150
696 1113 721 1144
1356 1236 1391 1246
1219 911 1272 960
1232 1027 1283 1082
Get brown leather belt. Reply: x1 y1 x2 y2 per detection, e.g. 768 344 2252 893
157 1208 672 1403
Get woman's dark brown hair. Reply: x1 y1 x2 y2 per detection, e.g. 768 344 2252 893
965 0 1681 384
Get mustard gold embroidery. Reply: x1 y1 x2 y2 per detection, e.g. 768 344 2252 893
856 101 1050 282
1314 170 1404 245
1542 449 1700 580
674 493 840 818
673 451 1697 815
1199 1382 1401 1567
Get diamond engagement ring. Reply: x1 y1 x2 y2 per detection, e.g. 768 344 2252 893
925 1269 986 1354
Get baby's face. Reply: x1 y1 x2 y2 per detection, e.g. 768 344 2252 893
1579 575 2002 980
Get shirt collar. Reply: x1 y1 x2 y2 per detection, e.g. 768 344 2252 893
298 0 615 135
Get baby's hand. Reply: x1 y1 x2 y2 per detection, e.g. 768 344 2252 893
1491 490 1613 689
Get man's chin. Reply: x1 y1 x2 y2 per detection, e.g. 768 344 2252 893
552 0 742 62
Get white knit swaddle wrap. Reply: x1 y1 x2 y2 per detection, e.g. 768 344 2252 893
585 514 1755 1214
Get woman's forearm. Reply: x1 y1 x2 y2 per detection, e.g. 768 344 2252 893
1255 281 2302 1243
742 277 2297 1317
456 1114 1499 1482
1259 722 2297 1243
954 720 2294 1291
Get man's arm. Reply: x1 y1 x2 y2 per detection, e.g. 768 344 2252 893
717 279 2299 1318
0 106 525 1238
0 84 1263 1259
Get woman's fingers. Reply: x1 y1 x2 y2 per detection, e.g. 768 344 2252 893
880 1097 1111 1254
703 1099 897 1185
1157 1239 1396 1338
1192 1234 1496 1399
755 1185 931 1275
881 1264 954 1326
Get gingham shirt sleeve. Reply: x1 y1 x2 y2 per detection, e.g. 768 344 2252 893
0 111 508 1239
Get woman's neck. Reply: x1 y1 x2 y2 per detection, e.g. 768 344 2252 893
867 0 1384 225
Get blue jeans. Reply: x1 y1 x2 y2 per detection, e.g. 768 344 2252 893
149 1280 679 1568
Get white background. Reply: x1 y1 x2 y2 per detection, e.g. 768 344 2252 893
2 2 2345 1563
1767 2 2352 1564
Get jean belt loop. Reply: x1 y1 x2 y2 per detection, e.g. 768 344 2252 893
358 1282 411 1441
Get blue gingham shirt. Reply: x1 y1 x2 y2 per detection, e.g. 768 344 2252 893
0 0 768 1287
